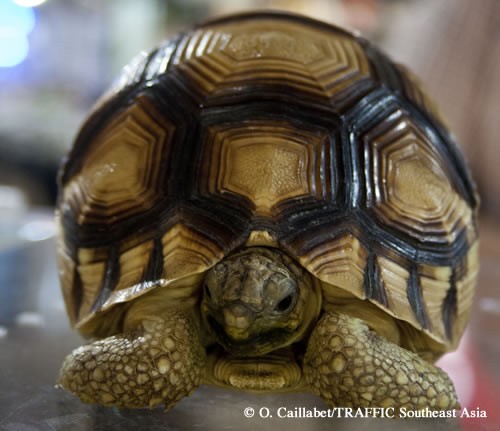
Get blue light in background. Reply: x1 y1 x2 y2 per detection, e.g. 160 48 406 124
0 34 30 68
0 1 36 68
13 0 47 7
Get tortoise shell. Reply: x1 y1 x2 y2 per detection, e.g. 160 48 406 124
56 11 479 351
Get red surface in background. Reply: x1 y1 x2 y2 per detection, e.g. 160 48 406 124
437 330 500 430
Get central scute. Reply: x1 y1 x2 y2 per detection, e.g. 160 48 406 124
207 122 323 215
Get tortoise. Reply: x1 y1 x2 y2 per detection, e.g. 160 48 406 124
56 11 479 411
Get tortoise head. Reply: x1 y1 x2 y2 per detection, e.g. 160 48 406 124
201 247 321 356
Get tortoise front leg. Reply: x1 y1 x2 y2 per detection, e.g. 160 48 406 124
303 311 459 411
57 311 205 410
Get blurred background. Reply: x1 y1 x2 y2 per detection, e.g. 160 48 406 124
0 0 499 430
1 0 499 213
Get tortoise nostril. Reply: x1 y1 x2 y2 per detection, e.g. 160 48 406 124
275 294 293 312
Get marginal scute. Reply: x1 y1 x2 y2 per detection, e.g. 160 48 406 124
115 240 154 291
419 265 452 343
57 245 77 324
303 233 368 302
245 230 278 247
161 223 224 281
77 260 107 321
77 247 109 265
376 256 415 326
452 240 479 346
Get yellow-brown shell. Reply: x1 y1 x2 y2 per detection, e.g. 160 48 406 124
57 12 479 351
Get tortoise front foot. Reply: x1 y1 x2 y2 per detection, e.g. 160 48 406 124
304 311 459 411
57 311 205 410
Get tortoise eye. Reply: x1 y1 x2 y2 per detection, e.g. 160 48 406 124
275 294 293 312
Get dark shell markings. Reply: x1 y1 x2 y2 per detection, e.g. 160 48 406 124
56 11 479 412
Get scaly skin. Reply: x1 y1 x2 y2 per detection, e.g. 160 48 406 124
58 249 459 411
303 311 459 411
57 311 205 409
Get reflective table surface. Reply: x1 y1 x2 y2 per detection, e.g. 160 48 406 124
1 215 499 431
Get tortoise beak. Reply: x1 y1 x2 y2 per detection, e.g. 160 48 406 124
223 304 255 341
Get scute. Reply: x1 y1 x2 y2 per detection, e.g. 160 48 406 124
58 221 225 328
362 109 472 245
299 232 478 349
203 120 331 217
173 16 372 106
62 97 174 225
57 11 478 353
